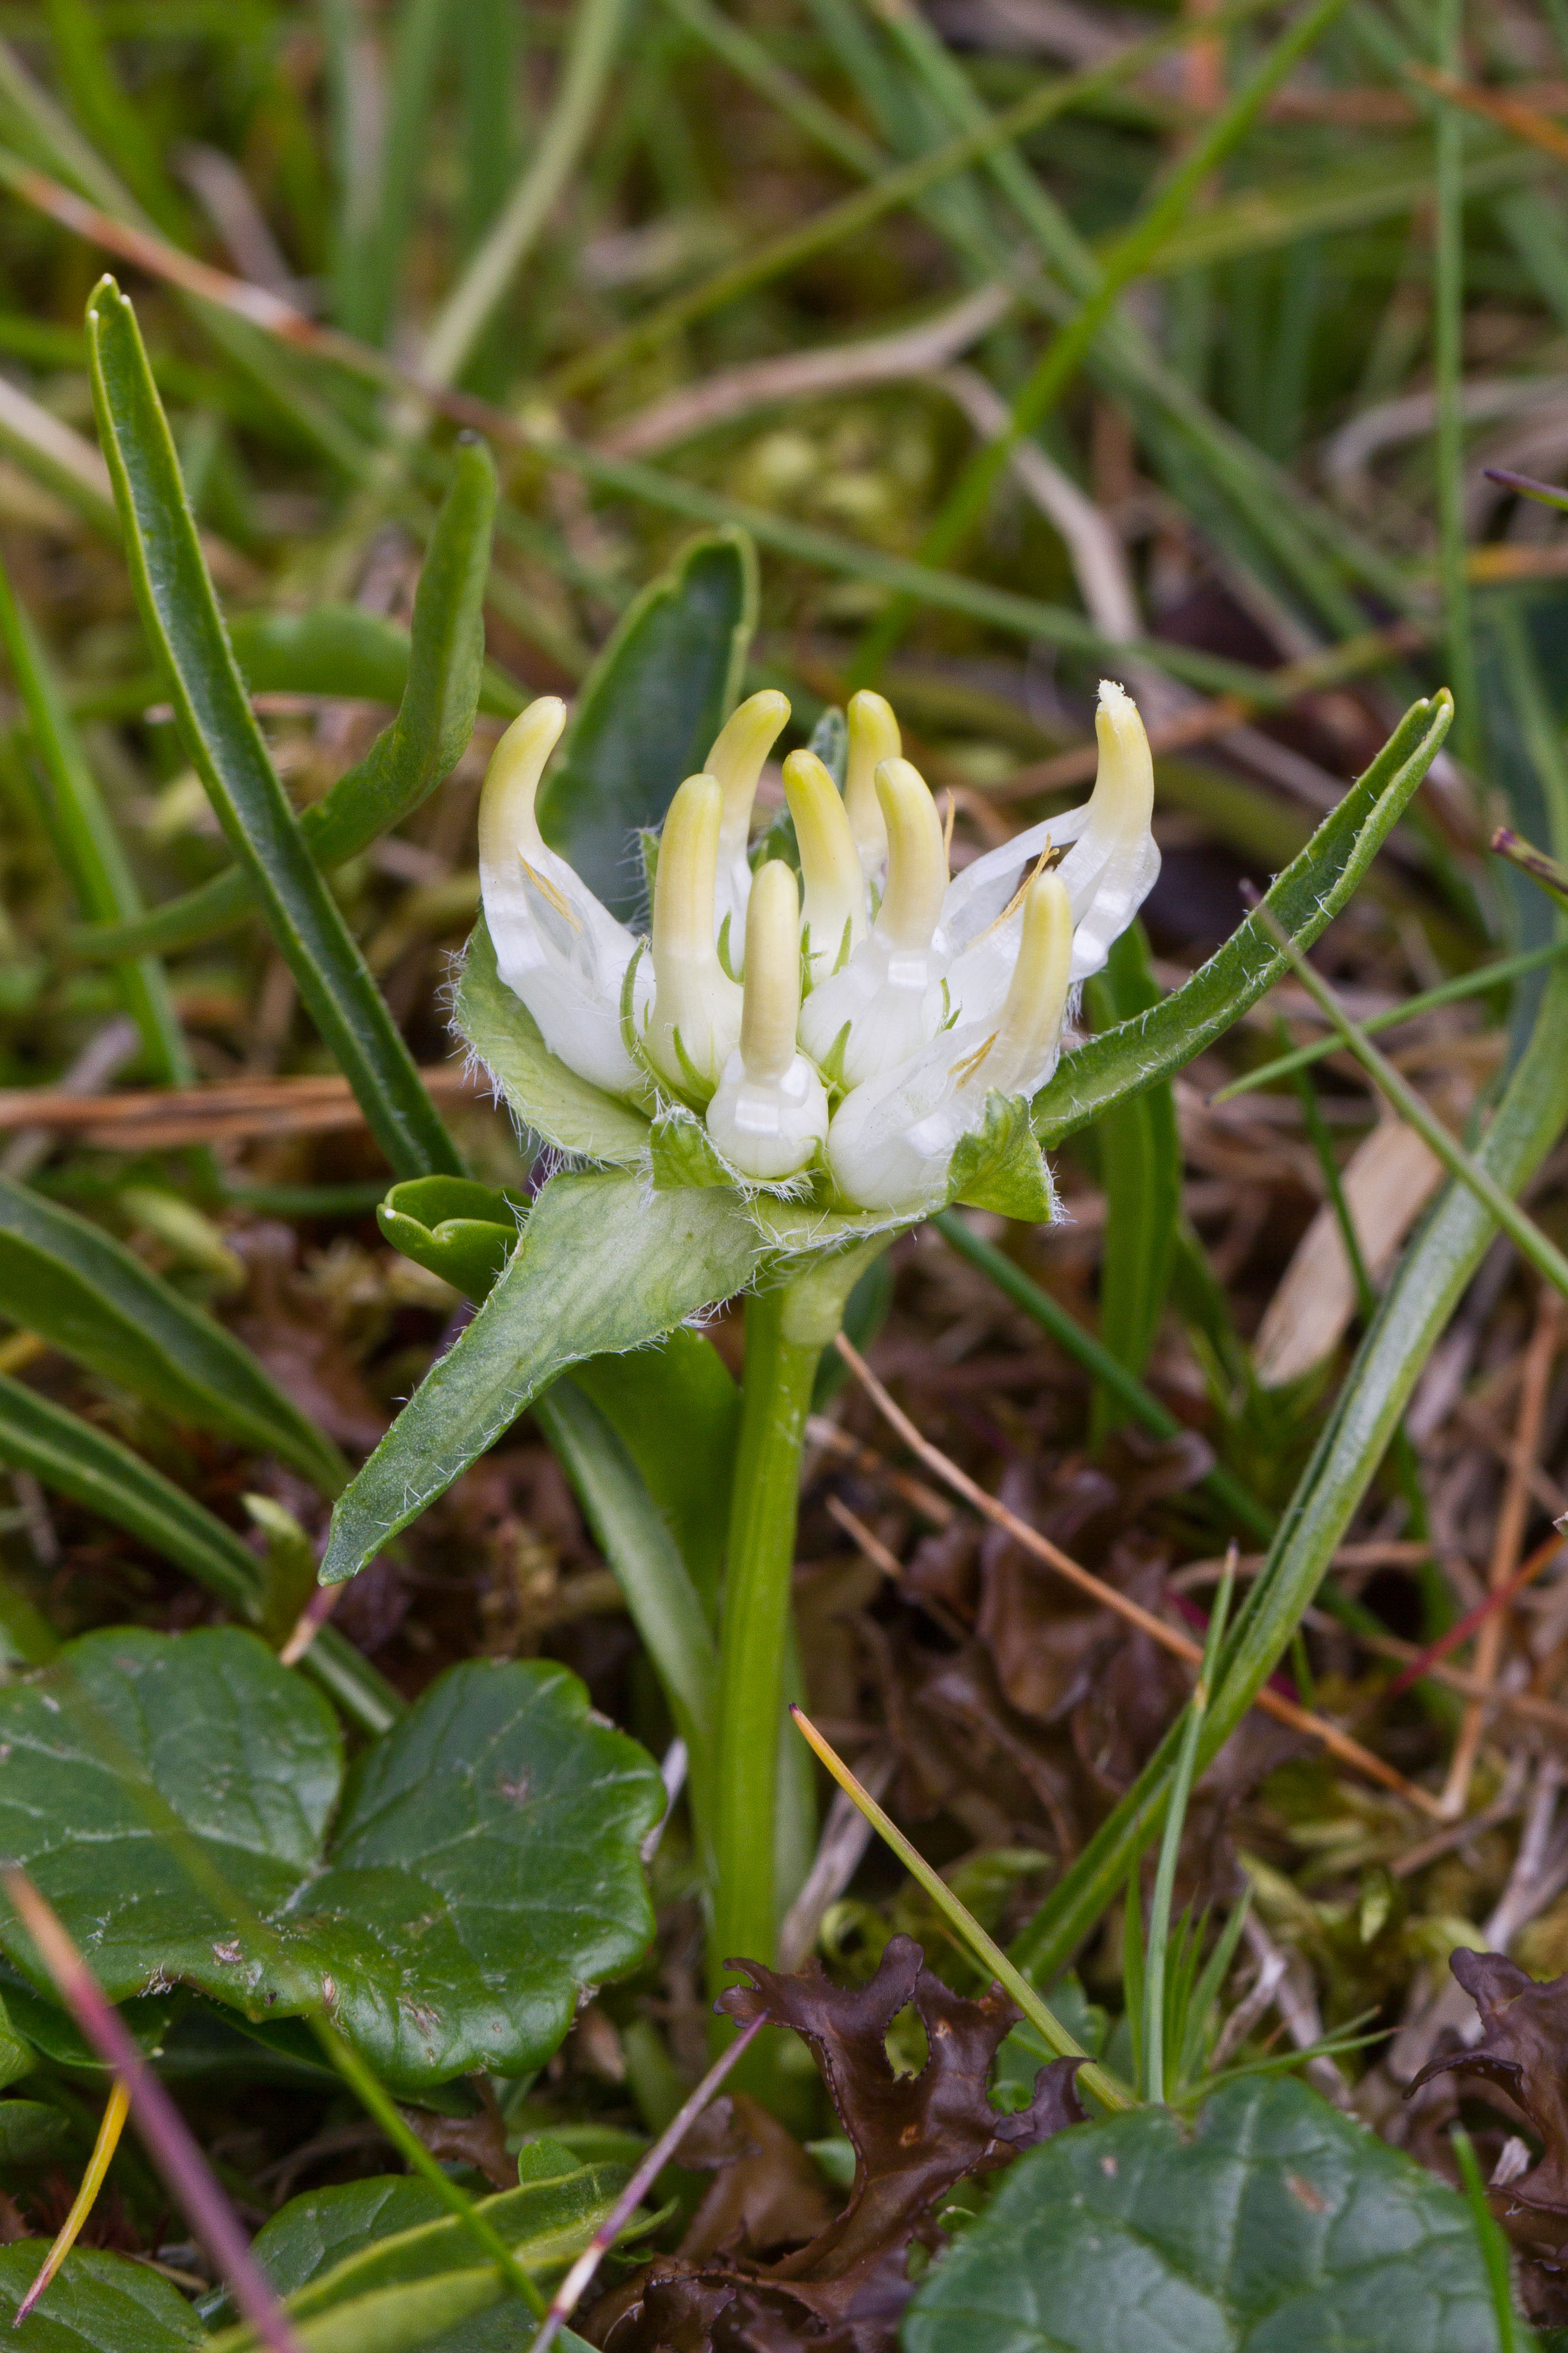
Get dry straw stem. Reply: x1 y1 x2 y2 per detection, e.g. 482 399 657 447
530 2016 766 2353
834 1334 1446 1816
789 1703 1135 2112
0 1065 481 1149
0 1869 305 2353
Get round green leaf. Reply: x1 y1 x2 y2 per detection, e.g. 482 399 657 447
904 2076 1502 2353
0 1630 663 2091
0 2245 201 2351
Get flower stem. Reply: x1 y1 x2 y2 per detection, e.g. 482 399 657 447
710 1239 894 1998
710 1280 820 1995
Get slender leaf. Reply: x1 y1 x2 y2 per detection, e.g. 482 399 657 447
73 439 501 964
1013 954 1568 1985
537 528 756 920
0 1373 399 1736
83 276 459 1181
1032 696 1453 1146
0 546 189 1086
322 1169 761 1586
225 2162 617 2353
570 1327 741 1615
0 1176 345 1490
1083 923 1179 1441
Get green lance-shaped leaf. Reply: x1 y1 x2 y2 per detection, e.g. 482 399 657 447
83 276 459 1182
537 526 757 920
74 442 506 964
0 2244 202 2351
904 2075 1506 2353
0 1628 663 2091
377 1178 735 1798
1032 694 1453 1146
218 2158 616 2352
1014 951 1568 1987
322 1167 761 1586
0 1374 399 1735
0 1175 345 1490
1083 922 1179 1441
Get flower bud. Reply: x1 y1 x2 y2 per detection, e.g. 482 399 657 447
706 862 828 1181
479 697 646 1095
842 690 901 876
646 773 743 1096
798 755 948 1085
708 689 791 963
1051 679 1158 980
783 748 868 983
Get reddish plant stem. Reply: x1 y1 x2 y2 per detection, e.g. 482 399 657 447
531 2016 766 2353
0 1870 305 2353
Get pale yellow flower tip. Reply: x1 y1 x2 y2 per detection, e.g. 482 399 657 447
844 689 900 873
708 689 791 858
477 695 567 869
783 746 867 977
1092 677 1154 840
873 756 948 952
739 860 803 1084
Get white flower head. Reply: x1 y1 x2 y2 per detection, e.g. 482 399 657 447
474 677 1158 1218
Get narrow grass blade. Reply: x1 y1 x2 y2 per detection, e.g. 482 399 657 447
0 1176 345 1491
14 2075 130 2325
422 0 627 388
1084 925 1179 1441
1142 1560 1235 2102
931 1209 1274 1540
0 1373 398 1735
1034 695 1453 1146
85 276 460 1181
1011 955 1568 1987
534 1379 718 1830
1494 825 1568 912
1450 2127 1524 2353
1213 940 1568 1101
790 1705 1134 2114
1250 893 1568 1303
75 438 499 963
0 547 189 1089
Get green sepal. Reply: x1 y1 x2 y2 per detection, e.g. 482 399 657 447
454 916 653 1164
378 1176 523 1302
948 1092 1058 1222
648 1107 738 1192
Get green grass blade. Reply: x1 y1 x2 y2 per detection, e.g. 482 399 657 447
422 0 628 389
74 440 499 963
1213 940 1568 1101
1433 2 1480 767
85 275 460 1183
930 1209 1273 1540
1032 696 1453 1146
0 1176 346 1492
534 1379 718 1827
853 0 1355 677
1011 953 1568 1987
0 1371 398 1734
346 0 447 350
0 547 189 1089
1083 925 1179 1442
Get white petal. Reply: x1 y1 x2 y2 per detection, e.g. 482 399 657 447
478 699 646 1096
